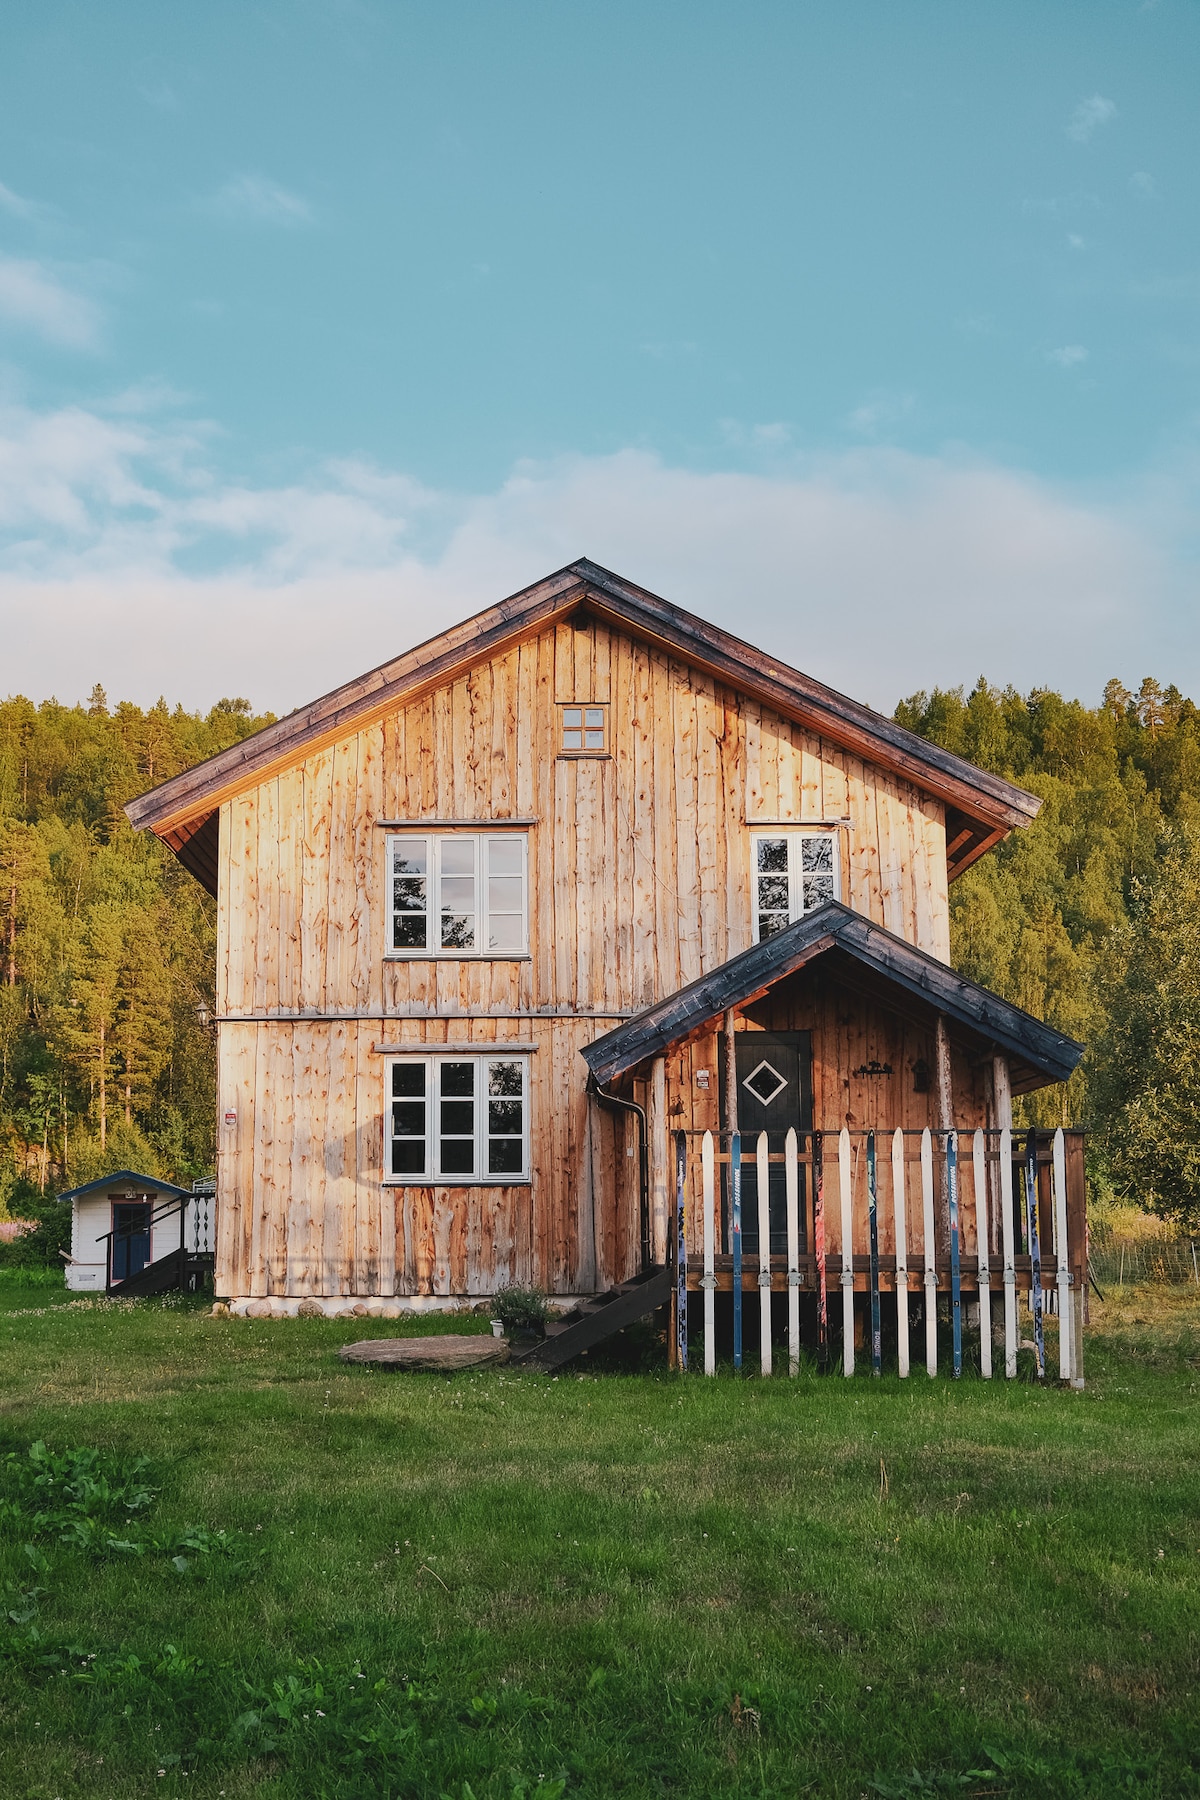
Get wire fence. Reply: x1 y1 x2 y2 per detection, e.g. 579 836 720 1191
1089 1233 1200 1289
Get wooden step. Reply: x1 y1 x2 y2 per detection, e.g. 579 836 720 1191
512 1266 672 1370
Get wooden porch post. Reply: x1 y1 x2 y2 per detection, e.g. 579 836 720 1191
649 1056 669 1266
934 1015 953 1260
723 1009 739 1138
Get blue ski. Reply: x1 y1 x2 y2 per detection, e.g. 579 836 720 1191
1024 1130 1044 1378
867 1129 881 1376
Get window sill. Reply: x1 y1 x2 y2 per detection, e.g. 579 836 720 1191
383 1177 532 1188
556 751 611 761
384 953 532 962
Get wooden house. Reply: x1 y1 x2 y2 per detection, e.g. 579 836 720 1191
127 560 1084 1376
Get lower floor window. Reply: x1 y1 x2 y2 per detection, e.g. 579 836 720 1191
387 1053 529 1183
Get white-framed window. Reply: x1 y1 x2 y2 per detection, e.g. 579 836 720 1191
558 703 607 755
386 1053 530 1184
388 833 528 956
750 831 840 941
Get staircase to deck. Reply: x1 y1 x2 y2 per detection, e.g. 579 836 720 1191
108 1246 215 1298
511 1265 672 1371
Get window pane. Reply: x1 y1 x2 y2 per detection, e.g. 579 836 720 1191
488 914 524 952
393 913 428 949
489 1061 522 1096
441 1062 475 1096
441 912 475 949
391 1100 426 1136
562 708 582 727
440 1099 475 1135
802 836 834 871
441 838 475 875
488 875 523 914
758 910 790 939
584 730 604 749
757 838 788 872
393 875 427 910
803 873 836 910
392 1139 426 1175
488 1139 523 1175
562 730 582 749
488 838 523 874
392 840 427 875
440 1139 475 1175
584 709 604 728
440 874 475 910
757 874 789 911
392 1064 426 1097
489 1098 522 1134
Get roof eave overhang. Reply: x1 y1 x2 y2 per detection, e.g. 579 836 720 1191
125 560 1040 882
582 903 1082 1094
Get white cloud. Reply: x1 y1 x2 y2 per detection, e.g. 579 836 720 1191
845 392 916 438
1066 94 1117 143
0 181 36 220
0 398 1189 717
1047 344 1088 369
206 174 312 227
1130 170 1157 199
0 257 100 349
1066 233 1086 251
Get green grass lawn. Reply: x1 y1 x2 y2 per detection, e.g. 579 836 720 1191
1 1280 1198 1800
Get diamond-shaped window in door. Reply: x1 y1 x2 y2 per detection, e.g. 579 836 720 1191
742 1059 789 1108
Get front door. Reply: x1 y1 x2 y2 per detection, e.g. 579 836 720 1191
722 1031 813 1255
111 1203 152 1281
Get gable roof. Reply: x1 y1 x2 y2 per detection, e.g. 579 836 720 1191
56 1170 191 1205
126 558 1041 893
581 900 1082 1096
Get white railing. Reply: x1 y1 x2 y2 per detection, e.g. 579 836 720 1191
669 1125 1082 1383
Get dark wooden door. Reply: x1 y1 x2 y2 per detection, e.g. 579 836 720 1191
720 1031 813 1255
112 1203 152 1281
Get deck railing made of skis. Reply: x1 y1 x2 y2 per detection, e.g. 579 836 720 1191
668 1126 1085 1385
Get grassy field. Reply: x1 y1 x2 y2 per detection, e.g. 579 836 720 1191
1 1279 1198 1799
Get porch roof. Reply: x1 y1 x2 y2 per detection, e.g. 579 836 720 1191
56 1170 191 1206
581 901 1083 1094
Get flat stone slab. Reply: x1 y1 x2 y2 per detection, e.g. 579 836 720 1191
339 1334 511 1370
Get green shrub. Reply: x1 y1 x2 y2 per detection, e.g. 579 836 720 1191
0 1196 71 1270
491 1284 549 1336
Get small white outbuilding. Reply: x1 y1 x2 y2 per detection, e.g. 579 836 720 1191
57 1171 215 1294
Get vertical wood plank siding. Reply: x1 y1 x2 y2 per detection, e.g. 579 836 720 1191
215 620 954 1297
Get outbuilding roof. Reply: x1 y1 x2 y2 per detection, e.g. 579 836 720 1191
581 900 1083 1096
126 559 1041 893
56 1170 191 1206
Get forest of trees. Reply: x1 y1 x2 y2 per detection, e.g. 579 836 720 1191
1 672 1197 1226
0 687 274 1220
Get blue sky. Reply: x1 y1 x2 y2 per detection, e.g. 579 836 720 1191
2 1 1198 712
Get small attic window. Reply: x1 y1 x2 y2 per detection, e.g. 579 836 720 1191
559 704 607 756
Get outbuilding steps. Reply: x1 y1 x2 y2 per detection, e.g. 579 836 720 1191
108 1248 215 1298
511 1265 671 1371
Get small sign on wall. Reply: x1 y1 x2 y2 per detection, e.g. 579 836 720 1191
694 1069 711 1090
223 1108 238 1128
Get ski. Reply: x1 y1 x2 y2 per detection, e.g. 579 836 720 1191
947 1129 962 1378
731 1130 743 1372
1024 1129 1045 1378
867 1129 881 1376
814 1130 828 1371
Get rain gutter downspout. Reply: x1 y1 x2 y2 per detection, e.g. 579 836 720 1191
588 1073 651 1273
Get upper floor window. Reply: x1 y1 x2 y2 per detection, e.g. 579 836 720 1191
750 831 839 941
559 703 607 755
386 1052 529 1183
388 833 528 956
